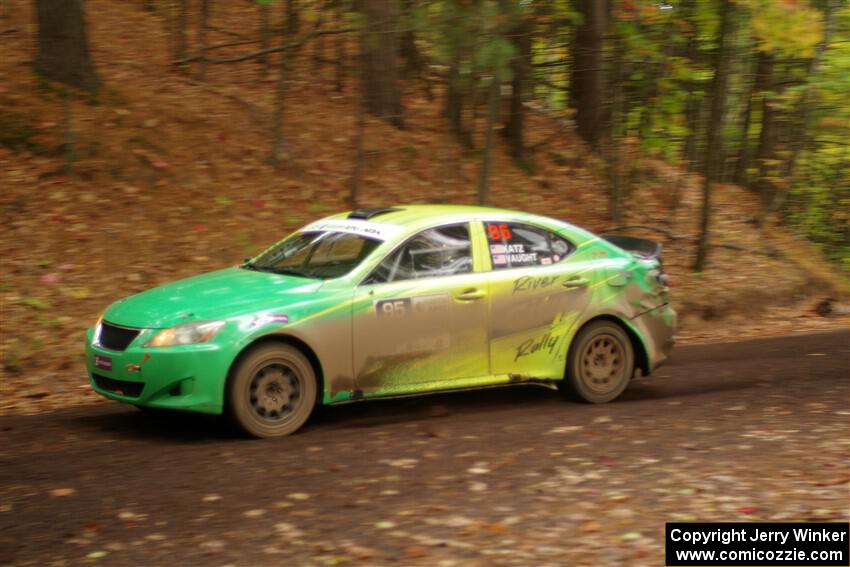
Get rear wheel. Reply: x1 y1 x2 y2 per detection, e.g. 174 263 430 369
560 321 634 403
227 344 317 438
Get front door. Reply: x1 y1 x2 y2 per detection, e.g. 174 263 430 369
483 221 593 379
352 223 490 396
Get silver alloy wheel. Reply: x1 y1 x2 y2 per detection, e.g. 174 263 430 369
580 334 625 394
228 343 317 438
560 320 635 404
249 363 302 422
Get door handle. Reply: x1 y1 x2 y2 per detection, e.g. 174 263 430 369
456 288 486 301
563 276 589 289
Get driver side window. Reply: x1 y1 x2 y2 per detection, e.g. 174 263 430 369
365 224 472 284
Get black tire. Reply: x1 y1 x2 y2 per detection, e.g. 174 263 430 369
560 320 634 403
227 343 317 438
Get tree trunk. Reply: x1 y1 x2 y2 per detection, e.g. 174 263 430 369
350 66 366 208
259 2 270 78
765 0 835 221
753 52 777 218
360 0 405 128
270 48 291 168
732 62 757 185
477 77 499 206
694 0 734 272
570 0 605 148
313 27 324 72
637 21 674 141
197 0 210 80
335 4 345 92
34 0 101 93
287 0 299 36
444 49 470 146
679 0 701 170
504 19 531 162
173 0 188 62
606 30 626 224
399 0 422 79
270 0 298 168
62 87 75 175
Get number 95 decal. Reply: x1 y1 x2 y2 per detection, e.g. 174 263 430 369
376 298 412 317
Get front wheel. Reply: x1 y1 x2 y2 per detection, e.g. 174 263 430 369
227 344 317 438
560 321 634 403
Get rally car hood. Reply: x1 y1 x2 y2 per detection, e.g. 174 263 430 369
103 267 325 329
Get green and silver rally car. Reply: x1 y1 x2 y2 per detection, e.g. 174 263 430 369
87 205 676 437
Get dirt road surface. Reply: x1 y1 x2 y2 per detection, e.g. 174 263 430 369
2 331 849 566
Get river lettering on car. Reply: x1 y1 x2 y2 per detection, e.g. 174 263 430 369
513 275 560 294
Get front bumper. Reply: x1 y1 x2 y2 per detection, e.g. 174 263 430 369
85 327 231 414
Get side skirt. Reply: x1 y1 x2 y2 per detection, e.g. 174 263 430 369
329 377 561 405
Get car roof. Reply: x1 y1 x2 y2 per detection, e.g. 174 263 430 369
323 204 573 233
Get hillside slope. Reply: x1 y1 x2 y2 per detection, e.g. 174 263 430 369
1 1 847 415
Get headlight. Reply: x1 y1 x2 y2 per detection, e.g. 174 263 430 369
145 321 226 348
92 313 104 343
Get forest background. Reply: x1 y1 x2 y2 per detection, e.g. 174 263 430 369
0 0 848 413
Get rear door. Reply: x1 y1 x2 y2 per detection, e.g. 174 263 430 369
351 223 491 396
483 221 594 379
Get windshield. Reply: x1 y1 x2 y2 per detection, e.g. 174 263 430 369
245 231 382 279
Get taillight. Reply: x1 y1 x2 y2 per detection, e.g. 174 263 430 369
650 268 669 288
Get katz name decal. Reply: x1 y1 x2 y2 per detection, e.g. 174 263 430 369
490 243 537 266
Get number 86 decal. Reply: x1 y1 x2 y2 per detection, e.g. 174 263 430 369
487 223 512 241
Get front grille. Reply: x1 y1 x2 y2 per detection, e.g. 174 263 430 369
92 374 145 398
98 321 141 351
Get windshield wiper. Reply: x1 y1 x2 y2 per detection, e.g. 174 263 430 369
266 267 316 278
241 263 316 278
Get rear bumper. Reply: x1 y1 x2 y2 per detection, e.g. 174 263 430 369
633 303 676 372
85 327 229 414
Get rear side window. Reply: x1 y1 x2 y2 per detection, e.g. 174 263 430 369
365 223 472 284
485 222 573 270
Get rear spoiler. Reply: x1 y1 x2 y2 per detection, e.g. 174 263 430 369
601 235 662 263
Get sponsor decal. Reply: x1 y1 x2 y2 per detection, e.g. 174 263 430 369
302 219 403 241
376 294 449 318
94 355 113 371
506 252 538 264
513 275 560 294
514 331 562 362
487 223 513 241
252 313 290 327
489 242 537 266
391 334 452 354
376 298 412 318
489 243 526 254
